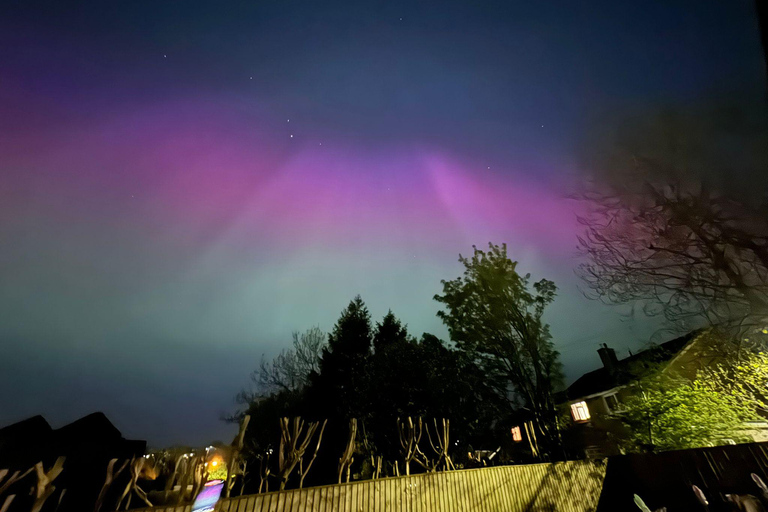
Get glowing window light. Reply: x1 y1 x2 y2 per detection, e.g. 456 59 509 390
510 426 522 442
571 401 591 422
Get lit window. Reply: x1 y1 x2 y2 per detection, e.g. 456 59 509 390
510 426 522 442
571 401 591 422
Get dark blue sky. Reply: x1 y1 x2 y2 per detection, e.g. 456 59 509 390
0 0 765 447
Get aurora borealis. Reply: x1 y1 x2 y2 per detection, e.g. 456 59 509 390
1 0 765 446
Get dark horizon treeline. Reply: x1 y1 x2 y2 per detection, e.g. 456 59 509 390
231 296 512 490
230 243 566 492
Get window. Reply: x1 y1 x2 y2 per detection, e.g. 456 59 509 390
571 401 591 422
604 393 620 413
510 426 522 442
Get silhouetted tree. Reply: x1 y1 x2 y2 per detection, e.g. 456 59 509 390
311 295 373 420
577 106 768 341
299 296 374 484
368 312 421 464
237 327 326 406
434 243 564 457
373 310 412 352
578 184 768 339
234 294 513 488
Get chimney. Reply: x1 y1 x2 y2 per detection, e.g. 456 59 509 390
597 343 619 374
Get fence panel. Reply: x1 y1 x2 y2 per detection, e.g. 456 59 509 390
127 459 606 512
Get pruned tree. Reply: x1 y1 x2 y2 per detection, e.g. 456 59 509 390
224 414 250 498
434 243 564 457
53 489 66 512
190 456 209 504
298 419 327 488
233 459 247 497
159 454 185 503
0 467 33 498
425 418 455 471
173 456 191 505
116 458 152 510
31 457 65 512
257 451 272 493
94 458 129 512
337 419 357 484
276 416 325 490
523 420 540 459
396 417 430 475
0 495 14 512
372 456 382 479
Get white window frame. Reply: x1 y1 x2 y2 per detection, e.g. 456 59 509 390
603 393 621 413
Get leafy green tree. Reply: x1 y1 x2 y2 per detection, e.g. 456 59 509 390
620 378 758 452
705 349 768 416
434 243 564 457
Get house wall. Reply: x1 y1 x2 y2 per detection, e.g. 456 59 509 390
564 391 631 458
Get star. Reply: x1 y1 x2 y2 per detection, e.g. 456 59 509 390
250 76 253 80
290 134 294 138
163 54 167 58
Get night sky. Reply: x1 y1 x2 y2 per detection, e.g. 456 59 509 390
1 0 765 447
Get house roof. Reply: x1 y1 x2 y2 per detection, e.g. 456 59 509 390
564 330 701 401
0 411 146 468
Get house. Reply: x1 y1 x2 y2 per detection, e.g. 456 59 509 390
0 412 146 511
560 330 768 458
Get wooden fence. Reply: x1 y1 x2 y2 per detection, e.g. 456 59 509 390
596 441 768 511
131 459 607 512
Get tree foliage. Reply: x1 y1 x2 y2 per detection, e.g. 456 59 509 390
434 243 563 456
235 291 509 490
704 349 768 416
620 377 758 452
619 339 768 452
311 295 373 420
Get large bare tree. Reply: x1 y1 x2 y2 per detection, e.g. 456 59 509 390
577 106 768 342
237 327 326 405
578 184 768 338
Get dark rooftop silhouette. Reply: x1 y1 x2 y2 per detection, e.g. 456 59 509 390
565 330 701 401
